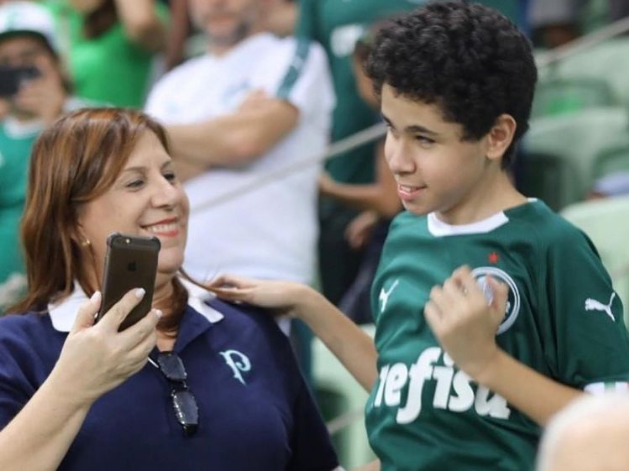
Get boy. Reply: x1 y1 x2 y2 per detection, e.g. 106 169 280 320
210 2 629 470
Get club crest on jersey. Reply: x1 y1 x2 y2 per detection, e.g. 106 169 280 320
471 267 520 335
219 350 251 385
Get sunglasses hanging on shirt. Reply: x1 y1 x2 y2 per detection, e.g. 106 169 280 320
148 351 199 436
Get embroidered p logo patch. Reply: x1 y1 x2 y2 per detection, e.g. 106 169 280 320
219 350 251 385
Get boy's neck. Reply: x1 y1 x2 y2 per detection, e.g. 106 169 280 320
435 171 526 225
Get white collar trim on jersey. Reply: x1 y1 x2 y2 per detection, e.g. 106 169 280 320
48 279 223 332
427 210 509 236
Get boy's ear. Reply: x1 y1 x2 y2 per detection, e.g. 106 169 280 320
486 114 517 162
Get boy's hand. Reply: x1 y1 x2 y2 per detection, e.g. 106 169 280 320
345 210 378 249
208 274 309 317
424 266 509 381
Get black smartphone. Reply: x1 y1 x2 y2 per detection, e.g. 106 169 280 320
0 65 41 97
96 233 161 331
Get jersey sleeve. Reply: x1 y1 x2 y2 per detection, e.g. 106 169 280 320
0 323 39 429
539 224 629 391
144 72 174 122
251 39 335 127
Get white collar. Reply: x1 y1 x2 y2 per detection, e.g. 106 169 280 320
48 279 224 332
427 211 509 236
426 199 538 237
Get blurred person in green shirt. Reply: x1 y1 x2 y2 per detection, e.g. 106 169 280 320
0 1 89 312
46 0 167 108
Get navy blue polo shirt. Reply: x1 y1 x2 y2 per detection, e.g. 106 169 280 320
0 291 339 471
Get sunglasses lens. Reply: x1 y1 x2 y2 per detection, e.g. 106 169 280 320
158 353 187 382
156 352 199 436
172 389 199 435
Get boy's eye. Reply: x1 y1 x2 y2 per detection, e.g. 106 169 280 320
415 135 435 145
164 172 177 182
386 125 400 138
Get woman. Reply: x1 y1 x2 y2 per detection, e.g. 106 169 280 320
0 108 339 471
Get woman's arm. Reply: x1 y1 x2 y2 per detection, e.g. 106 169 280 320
424 266 582 426
0 290 159 471
162 0 189 70
114 0 166 52
210 277 379 391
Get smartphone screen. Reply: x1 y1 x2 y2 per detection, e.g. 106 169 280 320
96 233 161 331
0 65 41 97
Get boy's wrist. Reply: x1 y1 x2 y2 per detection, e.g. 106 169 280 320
470 347 507 389
292 286 326 323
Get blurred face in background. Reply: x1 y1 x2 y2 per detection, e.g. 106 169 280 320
0 35 53 69
0 35 63 114
189 0 265 50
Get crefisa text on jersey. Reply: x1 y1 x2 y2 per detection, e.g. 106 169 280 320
372 346 511 423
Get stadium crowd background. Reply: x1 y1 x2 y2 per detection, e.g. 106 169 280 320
1 0 629 469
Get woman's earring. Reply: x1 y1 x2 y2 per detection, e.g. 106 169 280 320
81 238 91 247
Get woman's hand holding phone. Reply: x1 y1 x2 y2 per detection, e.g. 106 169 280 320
47 288 161 408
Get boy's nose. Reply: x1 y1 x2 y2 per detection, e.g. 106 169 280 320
386 139 415 175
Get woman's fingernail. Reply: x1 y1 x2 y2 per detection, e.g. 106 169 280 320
90 291 101 302
135 288 146 299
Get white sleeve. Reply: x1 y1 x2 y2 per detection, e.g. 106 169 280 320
251 39 335 126
144 72 176 122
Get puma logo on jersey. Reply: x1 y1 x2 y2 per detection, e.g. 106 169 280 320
371 347 511 423
585 293 616 321
379 279 399 313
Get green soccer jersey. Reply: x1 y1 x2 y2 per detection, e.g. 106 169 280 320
0 120 38 313
367 200 629 471
296 0 426 185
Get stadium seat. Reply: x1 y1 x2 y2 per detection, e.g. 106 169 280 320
313 324 376 469
518 151 575 211
561 195 629 326
521 107 629 210
538 38 629 106
593 135 629 180
531 78 616 119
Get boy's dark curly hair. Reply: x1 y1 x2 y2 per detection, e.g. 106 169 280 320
365 1 537 167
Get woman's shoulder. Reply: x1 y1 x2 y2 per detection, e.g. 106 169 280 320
0 312 60 375
0 311 59 348
206 298 287 340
